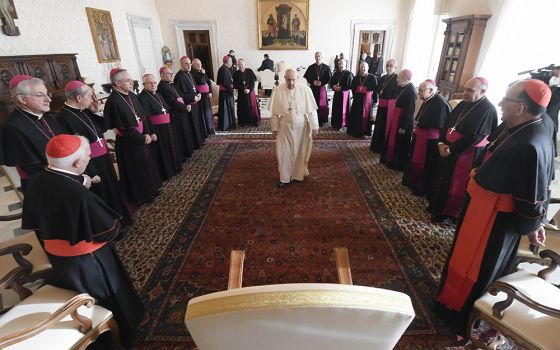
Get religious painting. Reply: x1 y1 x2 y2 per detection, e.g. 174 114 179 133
257 0 309 50
0 0 20 36
85 7 121 63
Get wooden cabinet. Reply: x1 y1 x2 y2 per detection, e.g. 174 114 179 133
0 54 82 123
435 15 490 100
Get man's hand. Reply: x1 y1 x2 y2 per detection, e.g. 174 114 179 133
82 174 92 189
151 134 158 142
313 80 321 87
528 226 546 247
312 130 319 137
187 104 192 112
208 93 212 99
195 94 202 102
438 143 450 158
398 128 405 135
89 95 101 113
333 85 341 92
91 175 101 184
144 134 152 144
244 88 250 95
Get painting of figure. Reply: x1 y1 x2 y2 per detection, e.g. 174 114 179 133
86 7 121 63
258 0 309 50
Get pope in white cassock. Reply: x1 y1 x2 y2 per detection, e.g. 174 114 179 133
268 68 319 188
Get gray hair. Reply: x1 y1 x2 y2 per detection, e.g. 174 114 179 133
47 135 90 169
65 85 90 101
11 78 45 101
111 69 128 85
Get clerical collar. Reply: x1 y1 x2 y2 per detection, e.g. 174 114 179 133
17 107 43 119
47 165 80 177
64 102 84 112
423 93 436 103
114 88 129 96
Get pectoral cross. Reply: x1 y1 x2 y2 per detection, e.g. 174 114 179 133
96 137 104 147
449 127 455 135
161 107 167 114
135 114 140 123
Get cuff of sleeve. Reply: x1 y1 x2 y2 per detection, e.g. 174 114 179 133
517 215 543 234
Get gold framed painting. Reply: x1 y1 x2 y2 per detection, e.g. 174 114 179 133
85 7 120 63
257 0 309 50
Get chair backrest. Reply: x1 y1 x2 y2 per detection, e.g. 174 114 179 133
185 283 415 350
260 70 275 90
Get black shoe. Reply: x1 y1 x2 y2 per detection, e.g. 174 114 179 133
292 179 303 183
277 181 290 188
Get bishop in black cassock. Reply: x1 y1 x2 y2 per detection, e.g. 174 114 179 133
104 68 161 205
58 81 132 228
347 64 377 137
303 52 332 126
371 60 399 152
217 56 236 131
329 60 354 130
402 80 451 195
428 77 497 221
174 57 205 147
139 74 179 181
192 59 215 135
0 75 62 192
434 80 554 337
158 66 195 164
23 134 144 348
233 60 261 126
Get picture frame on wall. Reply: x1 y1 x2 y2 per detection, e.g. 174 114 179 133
85 7 121 63
257 0 309 50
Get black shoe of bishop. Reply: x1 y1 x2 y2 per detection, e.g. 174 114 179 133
277 181 290 188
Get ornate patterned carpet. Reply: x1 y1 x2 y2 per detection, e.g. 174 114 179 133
117 124 519 349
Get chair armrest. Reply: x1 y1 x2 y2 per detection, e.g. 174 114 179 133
537 249 560 281
549 197 560 204
0 293 94 348
487 280 560 320
0 213 23 221
0 243 33 272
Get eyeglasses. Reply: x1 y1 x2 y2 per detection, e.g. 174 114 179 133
501 97 524 104
119 79 133 83
21 92 52 99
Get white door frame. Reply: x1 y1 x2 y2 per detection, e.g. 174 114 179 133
127 14 161 77
349 21 396 74
173 20 218 78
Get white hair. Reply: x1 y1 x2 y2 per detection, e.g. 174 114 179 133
111 70 128 85
11 78 45 101
284 68 298 76
47 135 90 169
65 84 90 101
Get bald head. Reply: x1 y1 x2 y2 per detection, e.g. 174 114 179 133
142 74 158 93
192 58 202 71
463 78 486 103
238 59 246 71
284 68 297 89
314 52 322 64
386 59 397 75
418 80 436 101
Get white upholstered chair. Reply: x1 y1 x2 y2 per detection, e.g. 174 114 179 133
467 249 560 350
259 69 275 91
185 249 415 350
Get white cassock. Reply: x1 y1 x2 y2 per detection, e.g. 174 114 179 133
268 82 319 183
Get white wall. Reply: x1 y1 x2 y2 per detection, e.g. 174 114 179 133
155 0 411 77
0 0 163 90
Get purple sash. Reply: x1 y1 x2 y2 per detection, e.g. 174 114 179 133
197 84 210 93
249 90 261 122
90 138 108 158
385 107 404 162
219 85 233 92
341 90 350 127
407 128 440 188
177 97 185 104
379 98 397 138
150 113 171 125
15 166 29 180
442 129 488 218
116 121 144 137
318 85 328 122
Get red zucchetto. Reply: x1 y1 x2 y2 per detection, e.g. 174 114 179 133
523 79 552 107
9 75 33 90
64 80 87 93
46 135 82 158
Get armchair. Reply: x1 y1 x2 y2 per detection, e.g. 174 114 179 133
468 249 560 350
185 248 415 350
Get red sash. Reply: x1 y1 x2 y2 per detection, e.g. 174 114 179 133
385 107 404 162
407 128 440 188
442 129 488 217
196 84 210 93
115 121 144 137
43 239 107 257
89 138 108 158
437 176 514 311
150 113 171 125
379 98 397 138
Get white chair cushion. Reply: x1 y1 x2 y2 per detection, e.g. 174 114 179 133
0 285 113 350
474 269 560 350
186 283 414 350
0 232 51 274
